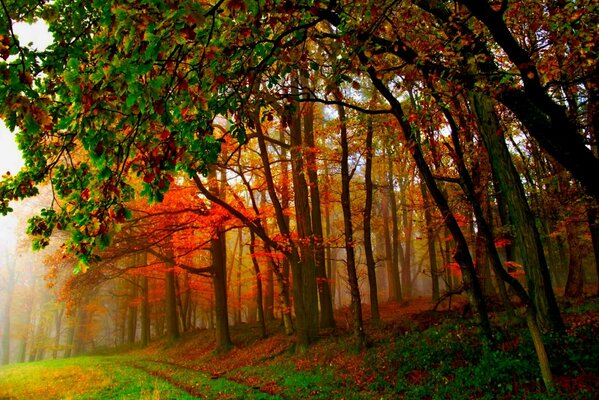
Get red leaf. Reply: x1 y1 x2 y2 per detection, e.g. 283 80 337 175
81 188 90 201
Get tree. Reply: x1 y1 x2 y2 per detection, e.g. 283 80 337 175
337 98 366 349
0 2 595 371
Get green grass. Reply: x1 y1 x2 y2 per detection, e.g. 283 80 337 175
131 359 281 399
0 356 197 400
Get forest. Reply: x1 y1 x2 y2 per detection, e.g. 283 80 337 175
0 0 598 399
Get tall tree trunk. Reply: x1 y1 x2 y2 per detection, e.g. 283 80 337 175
264 257 275 321
363 117 380 323
250 231 267 338
126 276 138 345
278 127 295 335
420 181 440 302
63 315 76 359
382 191 395 301
302 84 335 329
140 273 150 347
400 185 413 299
289 83 319 348
250 108 296 336
337 100 366 349
385 147 403 302
164 268 180 343
210 168 233 352
235 229 243 325
432 88 517 319
470 93 564 332
323 160 335 309
564 221 584 298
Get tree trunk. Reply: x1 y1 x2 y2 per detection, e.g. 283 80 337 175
302 85 335 329
140 273 150 347
470 92 563 332
400 185 413 299
126 276 138 345
63 315 76 359
323 160 335 309
363 117 380 323
250 231 267 338
164 268 180 342
385 147 403 302
264 259 275 321
289 84 319 348
337 100 366 349
251 108 295 336
210 169 233 352
564 221 584 298
235 229 243 325
420 181 440 302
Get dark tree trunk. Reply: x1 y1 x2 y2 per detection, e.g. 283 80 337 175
363 117 380 323
470 93 563 332
337 100 366 349
210 170 233 352
250 231 267 338
564 221 584 298
164 268 180 343
382 191 396 301
420 181 440 302
140 274 150 347
323 160 335 309
289 83 319 348
302 86 336 329
264 260 275 321
251 109 296 336
400 186 413 299
235 230 243 326
385 147 403 302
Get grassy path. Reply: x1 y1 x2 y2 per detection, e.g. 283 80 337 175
0 356 281 399
123 359 282 399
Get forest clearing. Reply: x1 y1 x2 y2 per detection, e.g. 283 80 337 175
1 0 598 399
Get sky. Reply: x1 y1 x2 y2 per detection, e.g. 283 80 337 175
0 20 53 177
0 21 53 246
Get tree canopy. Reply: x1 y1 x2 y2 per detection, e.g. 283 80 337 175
1 0 596 262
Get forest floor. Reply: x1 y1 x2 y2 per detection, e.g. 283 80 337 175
1 294 598 400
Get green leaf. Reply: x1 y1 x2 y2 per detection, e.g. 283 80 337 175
126 93 138 108
99 233 111 249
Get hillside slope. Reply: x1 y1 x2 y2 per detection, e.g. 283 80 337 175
1 298 598 399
